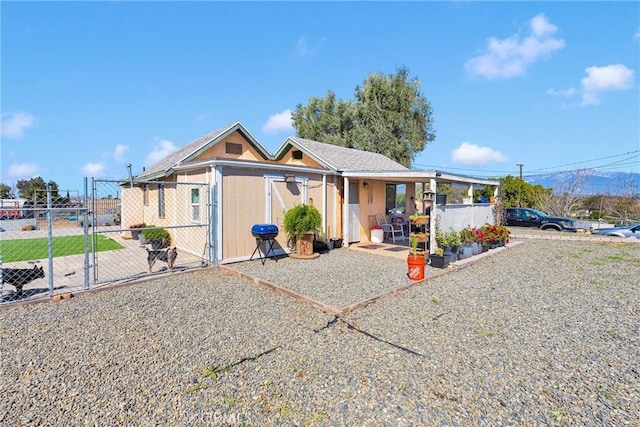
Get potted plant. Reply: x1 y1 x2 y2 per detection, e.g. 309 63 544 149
283 204 322 257
442 228 460 263
142 225 171 250
129 223 146 240
428 247 449 269
407 234 426 280
458 227 475 260
480 224 510 249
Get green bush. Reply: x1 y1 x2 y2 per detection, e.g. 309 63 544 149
142 226 171 246
443 228 460 248
283 204 322 241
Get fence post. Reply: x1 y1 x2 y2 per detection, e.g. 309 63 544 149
83 178 90 290
46 184 54 297
211 183 217 264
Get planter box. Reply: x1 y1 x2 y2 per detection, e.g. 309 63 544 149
428 254 449 269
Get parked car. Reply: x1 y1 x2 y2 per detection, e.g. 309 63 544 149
591 222 640 239
79 214 118 227
504 207 577 232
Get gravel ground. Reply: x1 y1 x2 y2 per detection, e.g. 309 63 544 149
229 247 434 311
1 239 638 425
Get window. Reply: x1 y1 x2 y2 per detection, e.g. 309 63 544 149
385 184 406 214
158 184 165 218
191 188 200 222
292 150 303 160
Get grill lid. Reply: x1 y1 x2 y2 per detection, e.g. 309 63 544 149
251 224 279 239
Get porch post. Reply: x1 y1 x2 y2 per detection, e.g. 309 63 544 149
212 165 223 265
322 174 327 240
429 178 437 254
343 177 350 248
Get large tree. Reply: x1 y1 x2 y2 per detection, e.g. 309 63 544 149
0 183 14 199
498 175 550 209
291 90 355 147
16 177 60 202
292 67 435 167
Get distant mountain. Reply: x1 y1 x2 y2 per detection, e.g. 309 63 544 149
524 171 640 195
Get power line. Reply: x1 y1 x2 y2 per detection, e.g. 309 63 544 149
412 150 640 177
526 150 640 173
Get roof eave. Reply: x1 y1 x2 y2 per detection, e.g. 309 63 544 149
341 170 499 186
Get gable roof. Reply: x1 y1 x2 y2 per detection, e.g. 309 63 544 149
136 121 269 180
277 137 409 173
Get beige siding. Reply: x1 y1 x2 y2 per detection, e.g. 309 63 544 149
279 150 323 168
198 131 269 162
220 169 337 260
221 169 269 260
356 180 387 241
120 187 144 229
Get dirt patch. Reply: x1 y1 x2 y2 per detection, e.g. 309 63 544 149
37 219 80 230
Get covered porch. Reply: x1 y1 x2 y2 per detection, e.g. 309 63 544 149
340 170 500 253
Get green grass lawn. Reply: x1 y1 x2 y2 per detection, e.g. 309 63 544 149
0 235 125 263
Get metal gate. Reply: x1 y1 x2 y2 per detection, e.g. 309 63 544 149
0 178 213 305
90 178 212 285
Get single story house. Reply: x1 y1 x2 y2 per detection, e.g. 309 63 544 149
121 121 499 264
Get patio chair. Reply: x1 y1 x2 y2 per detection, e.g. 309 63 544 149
375 214 405 243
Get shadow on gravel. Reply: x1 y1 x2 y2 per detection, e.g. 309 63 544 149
314 315 428 358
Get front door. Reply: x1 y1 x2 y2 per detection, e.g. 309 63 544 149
347 180 361 243
268 176 305 247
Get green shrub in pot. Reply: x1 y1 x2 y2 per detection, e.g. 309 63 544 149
283 204 322 248
142 225 171 249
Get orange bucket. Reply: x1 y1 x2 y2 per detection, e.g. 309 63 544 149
407 255 425 281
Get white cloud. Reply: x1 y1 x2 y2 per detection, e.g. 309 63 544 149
546 87 577 97
81 162 107 177
7 163 40 178
634 28 640 40
451 142 507 166
145 139 178 167
262 110 294 134
295 36 309 57
113 144 129 162
295 35 327 57
465 14 565 79
580 64 635 106
1 112 37 139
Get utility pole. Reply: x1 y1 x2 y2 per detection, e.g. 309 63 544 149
516 163 524 180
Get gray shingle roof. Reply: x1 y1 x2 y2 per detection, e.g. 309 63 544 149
136 122 409 180
136 121 270 180
135 123 235 180
284 137 409 172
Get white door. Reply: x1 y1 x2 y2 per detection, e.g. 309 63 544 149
347 181 361 243
267 176 305 246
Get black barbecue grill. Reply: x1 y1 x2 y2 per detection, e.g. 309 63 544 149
250 224 279 265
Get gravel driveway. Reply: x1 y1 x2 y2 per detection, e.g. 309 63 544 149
1 238 638 425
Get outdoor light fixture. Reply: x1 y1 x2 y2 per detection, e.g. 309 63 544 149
363 182 369 188
423 190 435 202
284 174 296 183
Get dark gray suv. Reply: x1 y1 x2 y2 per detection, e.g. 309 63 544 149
505 208 576 232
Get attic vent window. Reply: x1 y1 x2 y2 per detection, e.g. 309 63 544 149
292 150 303 160
226 142 242 155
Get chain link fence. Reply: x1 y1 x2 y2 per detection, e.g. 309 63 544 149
0 178 211 305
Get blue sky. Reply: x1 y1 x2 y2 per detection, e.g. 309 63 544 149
2 1 639 194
